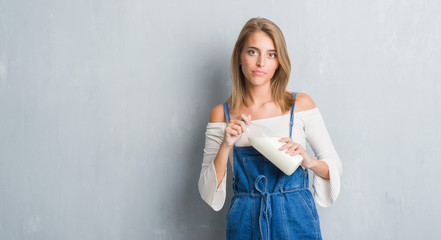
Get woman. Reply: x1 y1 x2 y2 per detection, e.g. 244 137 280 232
198 17 342 239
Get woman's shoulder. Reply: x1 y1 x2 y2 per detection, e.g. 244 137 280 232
288 91 317 112
209 104 227 123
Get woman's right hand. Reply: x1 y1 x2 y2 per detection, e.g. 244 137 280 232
222 114 251 148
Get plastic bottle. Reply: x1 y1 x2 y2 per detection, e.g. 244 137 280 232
245 121 303 175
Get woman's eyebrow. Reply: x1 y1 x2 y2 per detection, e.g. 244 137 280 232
247 46 260 51
247 46 277 52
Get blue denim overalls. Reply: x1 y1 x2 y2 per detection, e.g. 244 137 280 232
223 92 322 240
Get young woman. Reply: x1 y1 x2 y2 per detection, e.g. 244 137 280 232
198 17 342 239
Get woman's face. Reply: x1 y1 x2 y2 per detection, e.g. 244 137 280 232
240 31 279 87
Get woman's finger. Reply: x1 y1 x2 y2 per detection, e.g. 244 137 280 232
228 120 240 129
279 142 294 150
225 128 233 136
226 128 239 137
290 144 305 154
278 137 292 143
227 120 240 128
231 119 247 133
290 149 302 156
241 114 252 126
231 125 242 135
284 144 295 153
233 118 243 124
239 121 247 132
287 144 300 154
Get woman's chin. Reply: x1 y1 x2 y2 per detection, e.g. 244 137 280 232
247 80 270 87
244 76 269 85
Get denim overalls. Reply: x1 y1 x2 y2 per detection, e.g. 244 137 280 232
223 92 322 240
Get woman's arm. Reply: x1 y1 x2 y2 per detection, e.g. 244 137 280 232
280 93 330 179
198 104 250 211
300 94 342 207
304 158 330 179
209 104 250 188
280 93 342 207
198 121 228 211
208 104 231 188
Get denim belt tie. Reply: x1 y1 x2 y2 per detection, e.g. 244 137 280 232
255 175 272 240
232 174 308 239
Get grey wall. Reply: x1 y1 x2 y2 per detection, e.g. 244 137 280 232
1 0 440 239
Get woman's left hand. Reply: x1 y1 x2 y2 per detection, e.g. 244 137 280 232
278 137 316 169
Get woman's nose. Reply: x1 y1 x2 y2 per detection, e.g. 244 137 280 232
256 55 265 67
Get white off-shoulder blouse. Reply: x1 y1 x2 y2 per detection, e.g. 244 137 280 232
198 107 342 211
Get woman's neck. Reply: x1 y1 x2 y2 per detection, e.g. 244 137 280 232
244 84 273 107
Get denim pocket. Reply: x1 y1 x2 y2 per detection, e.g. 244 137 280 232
226 197 253 239
283 192 320 239
242 155 266 188
296 191 317 223
226 197 239 224
304 190 319 219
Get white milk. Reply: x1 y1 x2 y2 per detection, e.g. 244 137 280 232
248 137 303 175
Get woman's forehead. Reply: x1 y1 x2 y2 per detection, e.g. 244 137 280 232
244 32 276 51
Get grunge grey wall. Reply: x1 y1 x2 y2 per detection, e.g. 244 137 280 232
1 0 440 239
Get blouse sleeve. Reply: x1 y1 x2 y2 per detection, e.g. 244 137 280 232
198 122 228 211
303 108 342 207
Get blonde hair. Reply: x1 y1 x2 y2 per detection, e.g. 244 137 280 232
228 17 294 113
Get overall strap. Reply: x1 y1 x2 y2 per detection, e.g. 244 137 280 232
223 102 231 124
289 92 298 139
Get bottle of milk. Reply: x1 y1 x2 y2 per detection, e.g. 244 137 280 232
246 121 303 175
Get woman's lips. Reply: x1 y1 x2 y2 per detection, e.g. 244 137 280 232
252 70 266 76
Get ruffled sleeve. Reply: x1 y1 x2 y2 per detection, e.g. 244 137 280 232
198 122 228 211
302 108 342 207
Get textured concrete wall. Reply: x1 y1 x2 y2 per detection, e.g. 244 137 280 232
1 0 440 239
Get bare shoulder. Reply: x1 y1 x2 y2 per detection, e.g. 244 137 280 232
294 92 316 112
209 104 227 123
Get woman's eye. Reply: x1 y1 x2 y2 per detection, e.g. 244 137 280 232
268 53 277 58
248 50 257 55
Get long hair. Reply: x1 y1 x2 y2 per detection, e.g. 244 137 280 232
228 17 294 113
